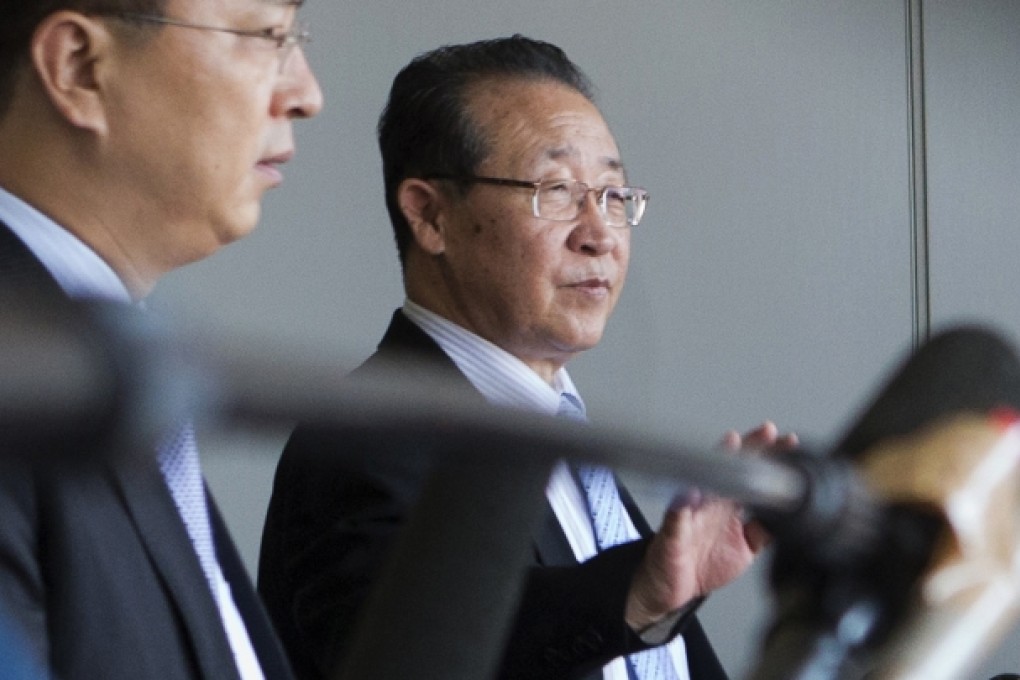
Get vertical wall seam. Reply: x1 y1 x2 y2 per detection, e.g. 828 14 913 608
907 0 931 347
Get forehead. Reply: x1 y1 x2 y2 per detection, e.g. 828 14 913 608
170 0 303 14
465 78 622 176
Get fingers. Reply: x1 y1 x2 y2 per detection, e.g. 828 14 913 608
740 420 779 449
663 492 738 536
666 478 771 556
776 431 799 449
719 429 741 451
722 421 799 453
743 519 770 554
667 486 706 513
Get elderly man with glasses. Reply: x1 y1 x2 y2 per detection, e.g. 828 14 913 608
0 1 322 679
258 35 794 680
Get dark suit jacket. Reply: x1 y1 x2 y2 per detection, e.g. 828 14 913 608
0 220 293 680
258 309 728 680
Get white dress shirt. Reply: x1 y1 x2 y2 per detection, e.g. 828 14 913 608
0 186 265 680
402 299 689 680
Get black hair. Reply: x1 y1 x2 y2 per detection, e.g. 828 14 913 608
0 0 166 116
377 34 596 265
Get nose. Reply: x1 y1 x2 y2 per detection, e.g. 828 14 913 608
567 192 620 256
274 47 324 119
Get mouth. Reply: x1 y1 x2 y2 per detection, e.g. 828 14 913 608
565 277 613 298
255 150 294 185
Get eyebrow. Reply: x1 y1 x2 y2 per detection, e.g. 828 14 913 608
260 0 304 6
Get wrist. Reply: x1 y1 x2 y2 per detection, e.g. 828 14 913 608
629 596 707 645
624 566 702 632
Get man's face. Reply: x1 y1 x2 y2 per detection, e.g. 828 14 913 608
102 0 322 272
435 78 631 380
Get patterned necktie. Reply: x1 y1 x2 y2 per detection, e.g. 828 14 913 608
559 394 680 680
156 420 219 596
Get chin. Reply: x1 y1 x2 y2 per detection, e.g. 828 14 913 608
559 328 605 354
577 317 610 346
217 206 261 245
226 221 259 245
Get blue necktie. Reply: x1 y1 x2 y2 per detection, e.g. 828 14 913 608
156 420 219 596
559 395 680 680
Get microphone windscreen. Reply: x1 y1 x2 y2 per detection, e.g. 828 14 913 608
750 325 1020 680
833 326 1020 461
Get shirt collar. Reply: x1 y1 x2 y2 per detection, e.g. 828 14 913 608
0 186 132 303
401 299 584 416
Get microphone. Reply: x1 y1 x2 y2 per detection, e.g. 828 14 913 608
860 410 1020 680
750 325 1020 680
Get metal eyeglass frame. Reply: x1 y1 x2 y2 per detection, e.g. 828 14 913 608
426 175 649 228
93 12 310 73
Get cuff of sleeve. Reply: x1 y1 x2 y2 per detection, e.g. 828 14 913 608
634 595 707 645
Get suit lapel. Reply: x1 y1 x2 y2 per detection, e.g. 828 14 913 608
209 498 294 680
382 310 590 568
533 503 579 566
0 220 65 295
374 309 477 374
108 439 242 680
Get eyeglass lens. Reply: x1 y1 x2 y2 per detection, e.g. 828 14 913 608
536 182 644 226
277 22 309 72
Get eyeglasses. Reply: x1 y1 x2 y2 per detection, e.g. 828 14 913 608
426 175 649 228
95 12 311 73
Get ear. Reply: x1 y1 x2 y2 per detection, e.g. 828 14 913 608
398 178 448 256
30 11 113 134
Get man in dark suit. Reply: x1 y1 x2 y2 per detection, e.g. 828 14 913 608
0 1 322 678
258 36 794 680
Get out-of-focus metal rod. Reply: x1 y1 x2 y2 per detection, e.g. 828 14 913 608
209 348 807 513
0 296 807 511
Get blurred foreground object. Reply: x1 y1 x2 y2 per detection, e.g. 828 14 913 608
0 292 800 680
751 326 1020 680
864 411 1020 680
3 295 1020 679
0 290 197 458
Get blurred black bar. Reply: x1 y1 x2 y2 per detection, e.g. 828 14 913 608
336 451 555 680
